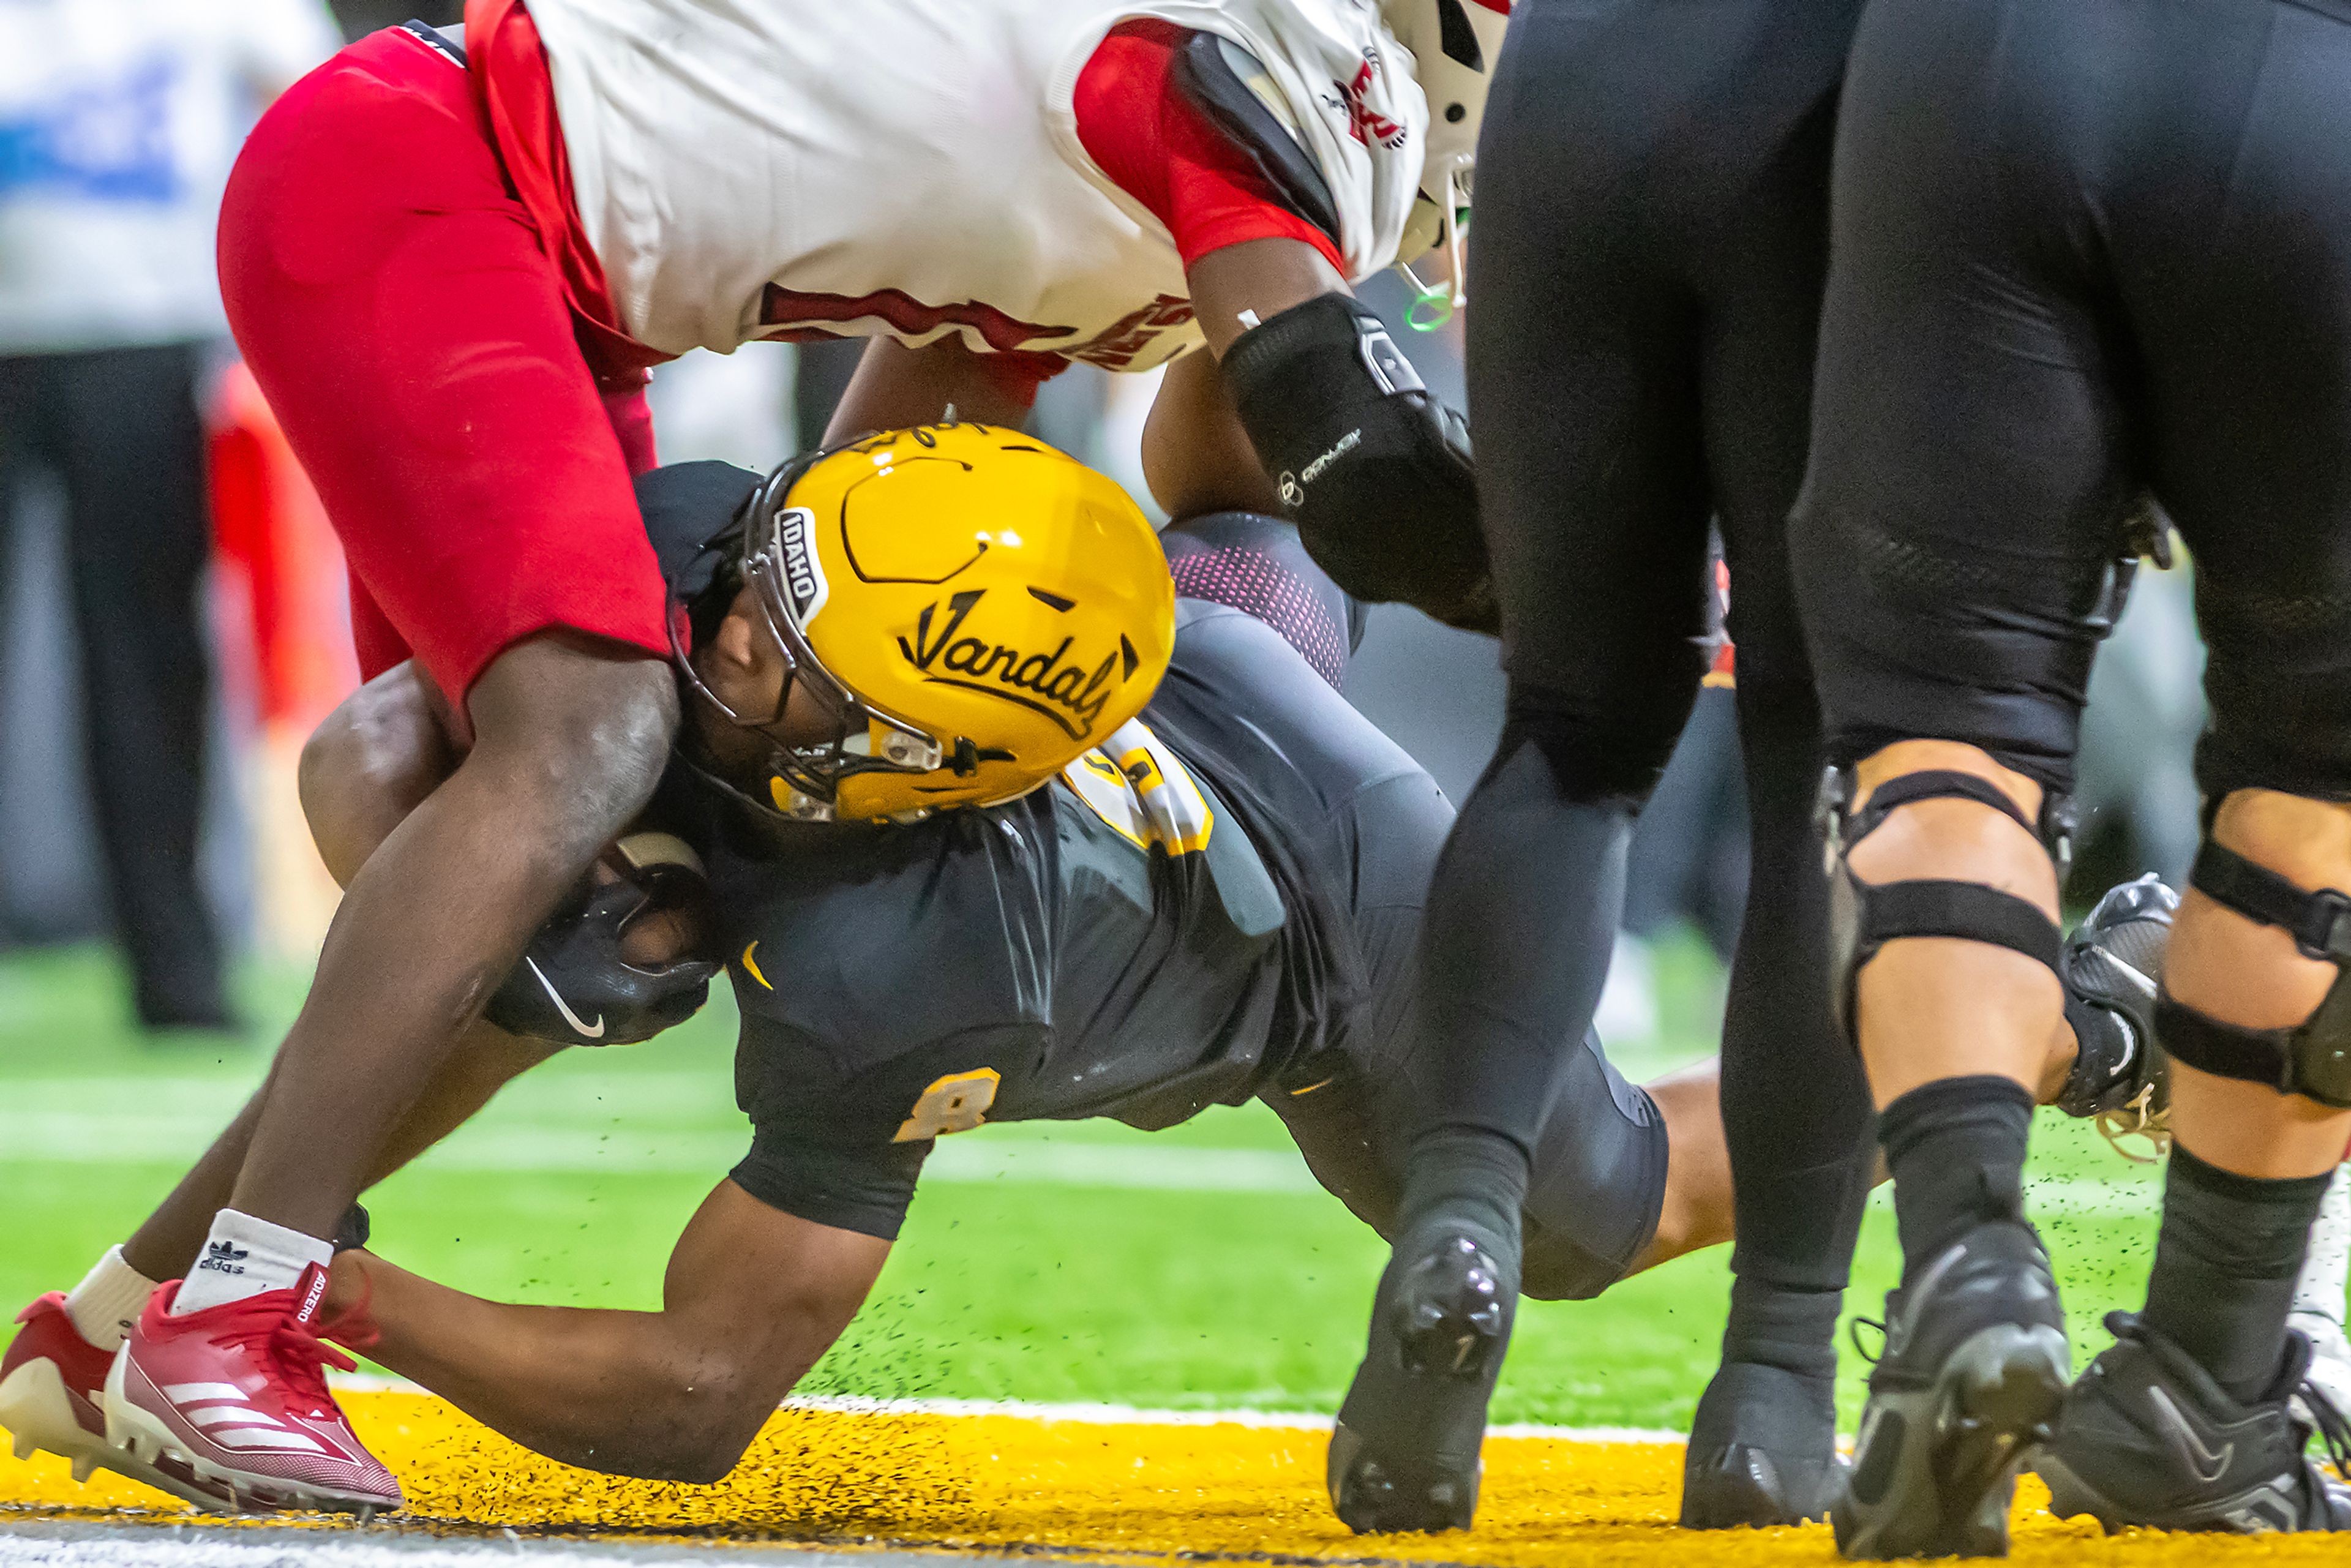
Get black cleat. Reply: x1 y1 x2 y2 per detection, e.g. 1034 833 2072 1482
2055 874 2175 1148
2038 1312 2351 1534
1681 1359 1845 1528
1329 1230 1514 1534
1833 1221 2069 1559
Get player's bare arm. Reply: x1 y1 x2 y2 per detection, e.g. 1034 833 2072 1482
1141 237 1344 520
326 1183 885 1484
1142 348 1278 519
822 337 1048 444
1187 235 1348 357
113 664 580 1298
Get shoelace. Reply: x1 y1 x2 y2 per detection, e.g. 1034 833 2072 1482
2095 1081 2172 1164
1849 1315 1888 1366
212 1298 361 1416
2300 1377 2351 1483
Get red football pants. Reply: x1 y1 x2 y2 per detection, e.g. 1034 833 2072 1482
218 26 664 707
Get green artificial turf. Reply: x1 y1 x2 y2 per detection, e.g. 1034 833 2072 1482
0 937 2172 1434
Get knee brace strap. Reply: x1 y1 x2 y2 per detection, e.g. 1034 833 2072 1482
1837 768 2040 845
1822 768 2066 1045
2191 840 2351 961
2152 842 2351 1108
1844 880 2067 970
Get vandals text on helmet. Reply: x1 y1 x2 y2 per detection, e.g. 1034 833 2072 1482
899 590 1134 741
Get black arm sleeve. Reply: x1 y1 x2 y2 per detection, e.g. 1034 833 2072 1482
1220 293 1494 633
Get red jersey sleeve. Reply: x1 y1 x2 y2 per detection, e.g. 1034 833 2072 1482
1073 19 1346 275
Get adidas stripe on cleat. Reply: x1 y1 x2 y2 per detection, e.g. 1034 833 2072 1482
0 1292 236 1510
105 1264 399 1517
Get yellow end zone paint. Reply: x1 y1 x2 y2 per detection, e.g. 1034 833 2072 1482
0 1392 2342 1564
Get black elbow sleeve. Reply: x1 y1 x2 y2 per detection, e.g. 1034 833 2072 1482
1221 293 1493 633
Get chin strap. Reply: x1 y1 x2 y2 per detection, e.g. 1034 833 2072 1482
1396 155 1473 328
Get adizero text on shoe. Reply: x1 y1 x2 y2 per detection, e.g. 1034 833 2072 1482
0 1292 235 1510
1833 1224 2069 1559
1681 1359 1845 1528
106 1266 399 1516
2039 1312 2351 1534
1329 1232 1515 1534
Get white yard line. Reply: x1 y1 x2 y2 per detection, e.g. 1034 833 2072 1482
327 1378 1684 1446
2 1112 1321 1191
1 1100 2164 1212
748 1394 1683 1446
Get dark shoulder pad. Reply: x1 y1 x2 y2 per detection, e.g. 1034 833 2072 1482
1172 31 1344 249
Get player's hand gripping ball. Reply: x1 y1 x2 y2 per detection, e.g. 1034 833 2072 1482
482 831 722 1047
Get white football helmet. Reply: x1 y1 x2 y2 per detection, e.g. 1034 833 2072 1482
1384 0 1512 313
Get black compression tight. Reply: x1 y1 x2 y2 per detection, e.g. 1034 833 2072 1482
1722 675 1876 1302
1799 0 2351 804
1407 737 1634 1155
1403 0 1872 1332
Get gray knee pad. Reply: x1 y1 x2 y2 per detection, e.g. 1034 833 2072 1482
2156 841 2351 1109
1818 767 2071 1046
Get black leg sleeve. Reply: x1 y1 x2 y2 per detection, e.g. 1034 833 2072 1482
1407 733 1635 1155
1721 674 1875 1296
1687 32 1877 1311
1403 0 1734 1160
57 343 227 1027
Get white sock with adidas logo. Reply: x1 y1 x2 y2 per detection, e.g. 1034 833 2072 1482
170 1209 334 1315
62 1245 157 1350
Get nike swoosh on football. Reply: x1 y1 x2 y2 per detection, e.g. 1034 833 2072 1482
2105 955 2158 999
527 958 606 1040
2147 1386 2233 1484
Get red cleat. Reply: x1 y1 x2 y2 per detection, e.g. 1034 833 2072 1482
105 1266 399 1517
0 1292 236 1509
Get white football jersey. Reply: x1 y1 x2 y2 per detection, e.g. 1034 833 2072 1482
522 0 1427 363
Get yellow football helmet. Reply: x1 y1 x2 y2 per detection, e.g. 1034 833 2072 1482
677 423 1176 825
